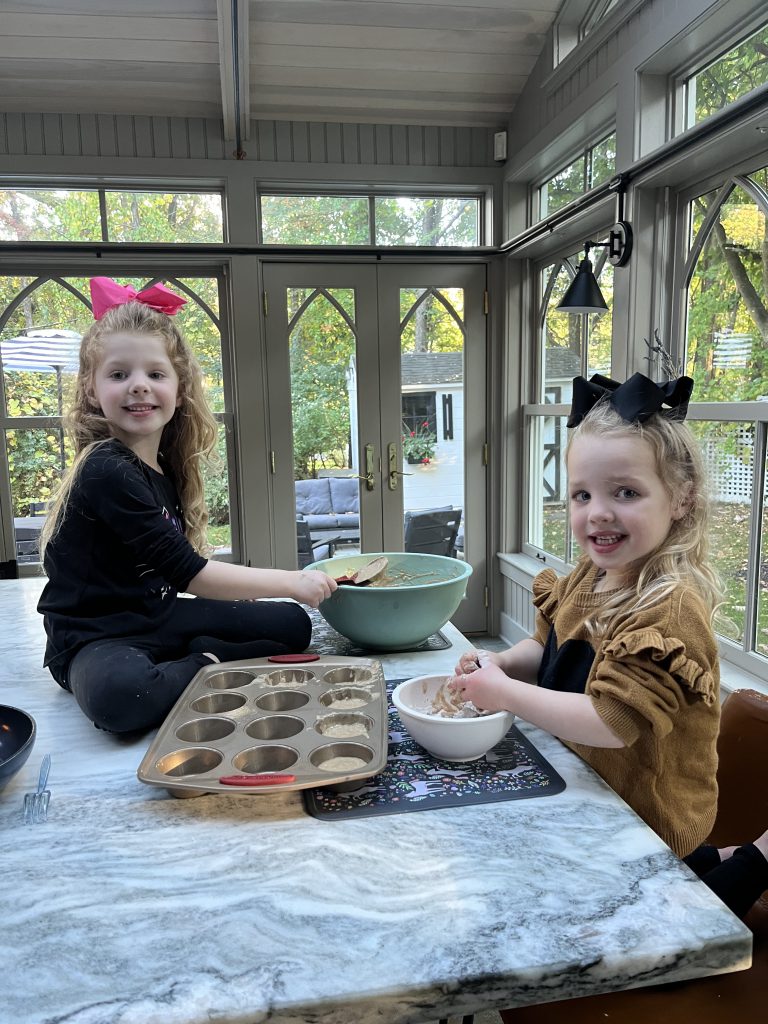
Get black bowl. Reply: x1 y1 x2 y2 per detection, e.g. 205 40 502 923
0 705 36 793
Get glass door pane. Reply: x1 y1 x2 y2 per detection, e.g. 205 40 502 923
398 286 465 552
377 264 487 634
263 264 380 569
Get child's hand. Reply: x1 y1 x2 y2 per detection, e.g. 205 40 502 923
291 570 338 608
451 656 514 714
454 648 502 675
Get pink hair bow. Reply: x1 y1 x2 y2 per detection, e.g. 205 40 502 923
90 277 187 320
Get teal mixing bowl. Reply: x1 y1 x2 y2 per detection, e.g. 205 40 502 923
306 552 473 650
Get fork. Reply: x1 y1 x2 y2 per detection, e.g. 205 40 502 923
23 753 51 824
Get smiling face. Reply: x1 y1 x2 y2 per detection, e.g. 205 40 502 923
90 330 181 464
567 432 686 589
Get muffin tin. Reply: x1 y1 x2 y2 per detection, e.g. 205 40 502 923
137 655 388 798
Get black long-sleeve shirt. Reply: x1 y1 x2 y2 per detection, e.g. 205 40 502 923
38 439 207 686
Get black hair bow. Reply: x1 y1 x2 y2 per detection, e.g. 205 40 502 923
567 372 694 428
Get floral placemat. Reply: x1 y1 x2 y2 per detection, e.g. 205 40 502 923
303 679 566 820
307 609 451 655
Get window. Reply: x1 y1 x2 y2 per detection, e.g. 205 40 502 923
679 163 768 662
523 247 614 564
0 273 233 561
0 188 224 243
580 0 622 41
259 192 482 246
538 133 616 219
684 21 768 129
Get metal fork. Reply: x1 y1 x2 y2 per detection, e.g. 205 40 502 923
23 753 51 824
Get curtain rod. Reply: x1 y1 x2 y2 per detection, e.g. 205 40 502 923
499 82 768 254
0 242 497 258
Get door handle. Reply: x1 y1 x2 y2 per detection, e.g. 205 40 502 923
388 442 413 490
363 443 376 491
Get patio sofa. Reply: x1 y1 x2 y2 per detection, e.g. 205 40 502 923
295 477 360 541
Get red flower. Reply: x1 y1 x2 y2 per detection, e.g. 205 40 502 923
410 431 415 437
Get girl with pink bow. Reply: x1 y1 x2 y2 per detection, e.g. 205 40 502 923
37 277 336 734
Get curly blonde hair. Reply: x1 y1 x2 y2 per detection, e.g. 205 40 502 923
40 300 218 557
567 401 722 634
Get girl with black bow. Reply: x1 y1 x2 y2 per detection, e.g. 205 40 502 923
452 372 768 915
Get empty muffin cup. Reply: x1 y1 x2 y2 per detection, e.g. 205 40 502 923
255 690 310 712
232 745 299 774
246 716 305 741
262 669 315 687
205 670 256 690
190 692 247 715
156 747 223 778
176 718 236 743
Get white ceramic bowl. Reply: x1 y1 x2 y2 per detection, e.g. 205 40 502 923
391 675 515 762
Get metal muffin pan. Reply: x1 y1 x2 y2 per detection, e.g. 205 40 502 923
137 656 388 798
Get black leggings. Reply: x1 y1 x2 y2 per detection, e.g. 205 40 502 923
684 842 768 918
67 598 311 734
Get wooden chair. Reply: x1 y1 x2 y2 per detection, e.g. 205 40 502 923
499 687 768 1024
404 507 462 557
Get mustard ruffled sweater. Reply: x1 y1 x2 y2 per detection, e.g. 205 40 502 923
532 561 720 857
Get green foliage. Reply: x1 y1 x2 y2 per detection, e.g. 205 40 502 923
402 420 437 464
694 23 768 124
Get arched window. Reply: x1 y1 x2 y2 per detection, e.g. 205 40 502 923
0 273 232 567
681 166 768 660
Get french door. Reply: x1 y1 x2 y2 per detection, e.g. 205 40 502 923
262 261 488 632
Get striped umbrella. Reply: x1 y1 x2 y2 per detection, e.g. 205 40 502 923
1 329 82 375
1 329 82 469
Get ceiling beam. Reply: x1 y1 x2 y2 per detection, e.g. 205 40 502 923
217 0 250 147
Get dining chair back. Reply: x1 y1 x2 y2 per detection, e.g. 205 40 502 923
403 507 462 557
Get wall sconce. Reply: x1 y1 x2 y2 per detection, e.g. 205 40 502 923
557 220 633 314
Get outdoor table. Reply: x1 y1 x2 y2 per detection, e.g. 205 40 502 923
0 577 751 1024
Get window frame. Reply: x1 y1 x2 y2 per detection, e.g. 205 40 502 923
0 183 227 244
256 186 487 247
520 235 614 572
534 130 617 223
0 262 238 574
670 13 768 138
668 158 768 674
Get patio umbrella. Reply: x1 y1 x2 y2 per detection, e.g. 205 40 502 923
1 328 82 411
1 328 82 468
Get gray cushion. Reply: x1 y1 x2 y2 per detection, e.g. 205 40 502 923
306 514 338 530
295 478 332 515
329 476 359 513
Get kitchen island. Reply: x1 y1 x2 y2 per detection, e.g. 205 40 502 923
0 578 752 1024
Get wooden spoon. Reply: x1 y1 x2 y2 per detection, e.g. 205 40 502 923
334 555 388 586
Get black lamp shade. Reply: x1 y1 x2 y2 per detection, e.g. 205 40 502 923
556 257 608 314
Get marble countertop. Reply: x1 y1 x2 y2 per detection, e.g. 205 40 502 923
0 578 752 1024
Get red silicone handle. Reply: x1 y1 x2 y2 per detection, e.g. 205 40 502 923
267 653 321 663
219 774 297 786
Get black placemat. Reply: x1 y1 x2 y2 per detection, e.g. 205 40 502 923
303 679 566 820
307 608 451 655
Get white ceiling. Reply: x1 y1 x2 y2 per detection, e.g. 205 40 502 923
1 0 563 133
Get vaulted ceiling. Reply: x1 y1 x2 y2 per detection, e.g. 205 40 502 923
1 0 563 134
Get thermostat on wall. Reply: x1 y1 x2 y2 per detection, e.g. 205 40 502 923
494 131 507 161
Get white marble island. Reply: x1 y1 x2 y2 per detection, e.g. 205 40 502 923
0 578 752 1024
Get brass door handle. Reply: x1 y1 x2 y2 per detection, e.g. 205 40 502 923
388 442 413 490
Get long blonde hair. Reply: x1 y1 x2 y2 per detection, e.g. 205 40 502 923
567 402 722 634
40 300 218 557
